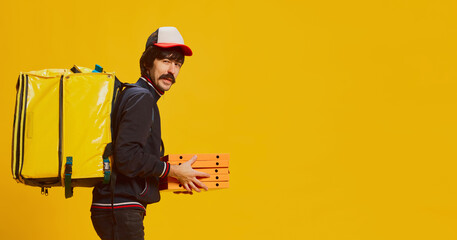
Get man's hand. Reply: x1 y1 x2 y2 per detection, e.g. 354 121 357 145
168 155 211 193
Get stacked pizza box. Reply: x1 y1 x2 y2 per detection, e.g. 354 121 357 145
159 153 230 191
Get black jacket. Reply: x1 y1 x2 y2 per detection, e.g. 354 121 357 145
91 78 170 210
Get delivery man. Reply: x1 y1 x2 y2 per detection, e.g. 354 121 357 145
90 26 210 240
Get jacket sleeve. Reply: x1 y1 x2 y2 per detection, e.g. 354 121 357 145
113 90 169 178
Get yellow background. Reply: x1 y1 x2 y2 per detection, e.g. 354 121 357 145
1 0 457 239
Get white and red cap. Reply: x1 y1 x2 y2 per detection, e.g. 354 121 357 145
145 27 193 56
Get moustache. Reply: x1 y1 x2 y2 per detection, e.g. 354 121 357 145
159 74 175 83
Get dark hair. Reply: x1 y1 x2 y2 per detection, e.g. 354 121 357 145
140 45 185 76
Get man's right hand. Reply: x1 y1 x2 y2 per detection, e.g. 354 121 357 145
168 155 211 193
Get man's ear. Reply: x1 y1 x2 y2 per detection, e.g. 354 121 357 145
143 64 150 76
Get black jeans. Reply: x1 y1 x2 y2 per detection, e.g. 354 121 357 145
91 209 145 240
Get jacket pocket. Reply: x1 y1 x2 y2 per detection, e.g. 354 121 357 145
137 177 160 204
139 178 148 196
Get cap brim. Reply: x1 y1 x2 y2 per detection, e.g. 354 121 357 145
154 43 193 56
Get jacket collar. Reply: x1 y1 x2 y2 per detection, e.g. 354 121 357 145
141 75 164 95
136 77 162 102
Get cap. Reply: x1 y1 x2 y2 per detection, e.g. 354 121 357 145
145 27 193 56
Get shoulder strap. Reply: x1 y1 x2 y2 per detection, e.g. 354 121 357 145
109 82 137 189
107 82 137 232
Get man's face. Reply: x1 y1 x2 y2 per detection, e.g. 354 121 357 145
146 58 182 92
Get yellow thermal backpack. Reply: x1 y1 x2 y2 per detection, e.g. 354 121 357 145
12 65 122 198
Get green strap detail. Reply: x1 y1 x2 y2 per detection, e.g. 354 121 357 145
103 158 111 184
64 156 73 198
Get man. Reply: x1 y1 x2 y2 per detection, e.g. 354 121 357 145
91 26 210 240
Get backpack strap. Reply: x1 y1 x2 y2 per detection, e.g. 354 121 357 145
107 82 137 230
109 82 136 189
64 157 73 198
102 143 112 184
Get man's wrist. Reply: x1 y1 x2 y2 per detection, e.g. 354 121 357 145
168 164 177 178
